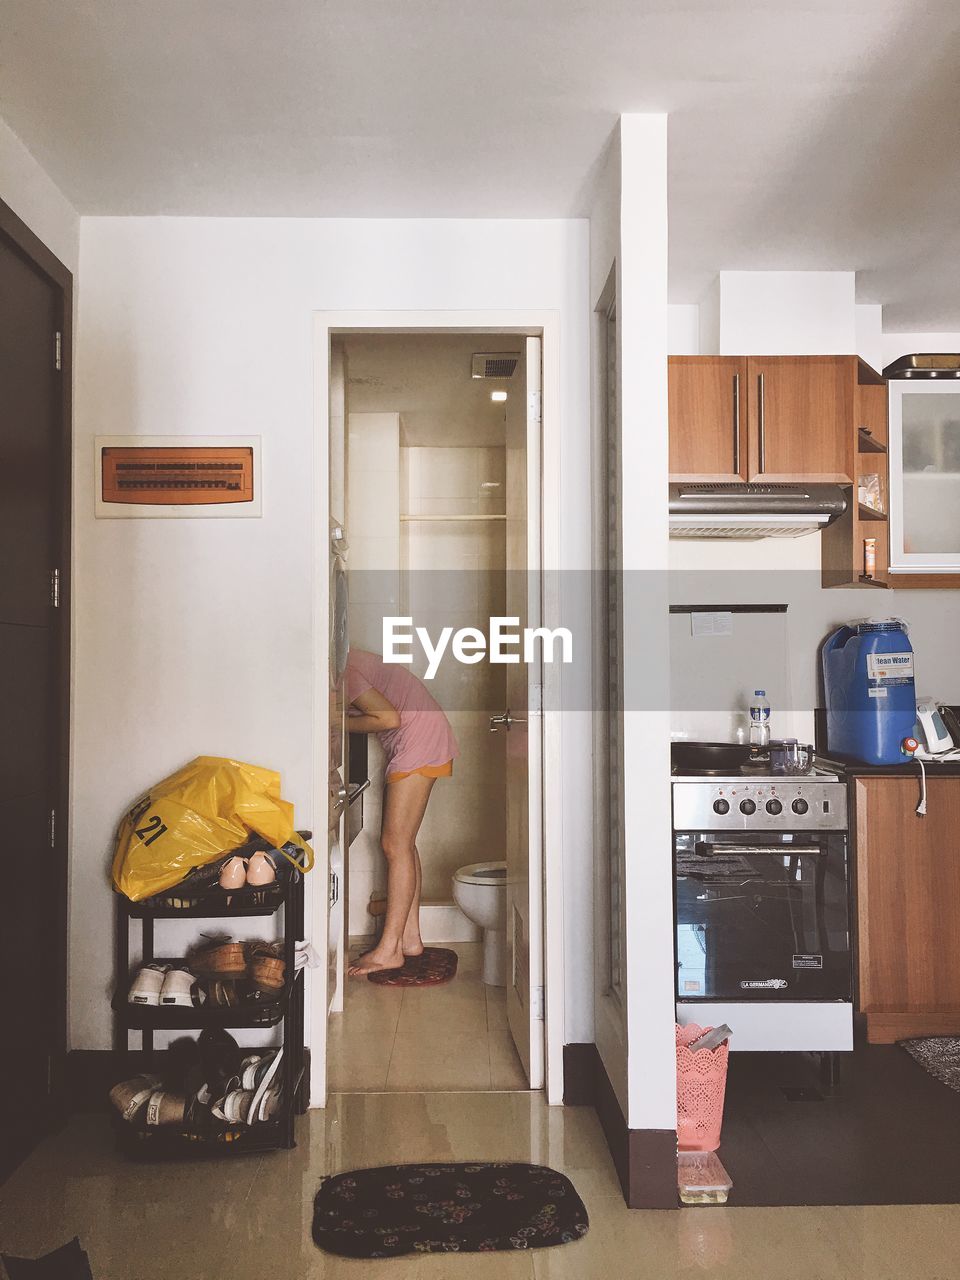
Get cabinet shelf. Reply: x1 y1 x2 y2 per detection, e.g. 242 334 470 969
858 504 888 522
858 574 889 588
858 428 887 454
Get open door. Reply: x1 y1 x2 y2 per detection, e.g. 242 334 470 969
501 335 544 1088
328 341 349 1016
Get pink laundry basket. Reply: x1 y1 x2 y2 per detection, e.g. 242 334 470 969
676 1024 730 1152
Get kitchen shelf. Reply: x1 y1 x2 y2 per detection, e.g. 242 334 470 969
858 504 887 522
400 513 506 522
858 428 887 454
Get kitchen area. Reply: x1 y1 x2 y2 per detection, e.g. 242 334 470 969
664 288 960 1205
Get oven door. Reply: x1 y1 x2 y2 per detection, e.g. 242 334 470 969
675 830 851 1002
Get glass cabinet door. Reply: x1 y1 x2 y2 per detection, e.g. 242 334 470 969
889 382 960 571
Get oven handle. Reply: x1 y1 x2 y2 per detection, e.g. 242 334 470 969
693 842 826 857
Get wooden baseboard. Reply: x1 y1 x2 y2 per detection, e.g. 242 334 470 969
864 1008 960 1044
562 1042 677 1209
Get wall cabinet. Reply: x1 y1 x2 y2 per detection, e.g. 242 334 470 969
669 355 877 484
854 776 960 1043
888 381 960 579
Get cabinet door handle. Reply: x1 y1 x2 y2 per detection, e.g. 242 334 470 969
757 372 766 473
732 373 741 475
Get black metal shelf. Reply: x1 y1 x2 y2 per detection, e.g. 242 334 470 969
113 966 302 1030
112 867 306 1157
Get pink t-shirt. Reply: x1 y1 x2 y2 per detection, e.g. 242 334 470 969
345 649 459 777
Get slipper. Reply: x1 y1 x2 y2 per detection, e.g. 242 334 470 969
109 1074 162 1122
127 964 169 1006
145 1090 187 1127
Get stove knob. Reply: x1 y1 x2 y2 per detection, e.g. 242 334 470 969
792 797 809 815
739 798 757 815
766 798 783 815
713 798 730 815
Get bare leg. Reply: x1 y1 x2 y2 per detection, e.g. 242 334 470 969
402 847 424 957
348 774 435 976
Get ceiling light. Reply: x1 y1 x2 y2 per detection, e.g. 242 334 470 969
490 390 508 402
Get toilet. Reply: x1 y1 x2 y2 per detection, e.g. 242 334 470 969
452 861 507 986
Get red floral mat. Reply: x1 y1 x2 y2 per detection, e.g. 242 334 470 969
367 947 459 987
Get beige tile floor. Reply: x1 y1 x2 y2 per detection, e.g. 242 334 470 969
328 942 529 1092
4 1091 960 1279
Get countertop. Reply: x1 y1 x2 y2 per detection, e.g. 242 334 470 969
819 755 960 778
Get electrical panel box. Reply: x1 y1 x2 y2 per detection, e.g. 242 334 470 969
95 437 261 518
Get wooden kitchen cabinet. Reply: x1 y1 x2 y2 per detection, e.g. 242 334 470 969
854 776 960 1043
669 354 880 484
668 357 747 481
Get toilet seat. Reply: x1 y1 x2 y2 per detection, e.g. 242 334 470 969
453 860 507 887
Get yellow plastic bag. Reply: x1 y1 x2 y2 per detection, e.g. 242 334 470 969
112 756 304 901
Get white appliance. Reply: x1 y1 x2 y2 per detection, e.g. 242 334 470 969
914 697 960 759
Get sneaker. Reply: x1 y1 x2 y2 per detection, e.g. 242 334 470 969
159 969 205 1008
127 964 169 1006
109 1074 162 1122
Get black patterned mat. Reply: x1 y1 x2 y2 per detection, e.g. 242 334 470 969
313 1161 588 1258
901 1036 960 1093
367 947 458 987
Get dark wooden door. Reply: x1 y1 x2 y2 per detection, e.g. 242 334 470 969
0 226 68 1176
747 356 854 482
668 357 748 481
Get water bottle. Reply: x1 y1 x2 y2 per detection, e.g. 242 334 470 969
749 690 771 749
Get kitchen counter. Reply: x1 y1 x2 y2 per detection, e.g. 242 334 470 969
819 755 960 777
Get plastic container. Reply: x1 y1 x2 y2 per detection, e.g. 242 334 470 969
676 1024 730 1153
748 690 771 749
822 620 916 766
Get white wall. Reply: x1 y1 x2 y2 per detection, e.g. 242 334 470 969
587 118 676 1134
0 114 79 276
704 271 857 355
72 216 591 1053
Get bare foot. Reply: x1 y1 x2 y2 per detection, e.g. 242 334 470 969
402 934 424 958
348 945 406 977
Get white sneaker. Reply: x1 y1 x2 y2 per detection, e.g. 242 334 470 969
128 964 169 1006
159 969 204 1008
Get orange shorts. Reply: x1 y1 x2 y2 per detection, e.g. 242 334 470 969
386 760 454 784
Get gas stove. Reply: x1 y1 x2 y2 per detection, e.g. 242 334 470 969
672 765 846 832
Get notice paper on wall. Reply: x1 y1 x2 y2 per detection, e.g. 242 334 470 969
690 611 734 638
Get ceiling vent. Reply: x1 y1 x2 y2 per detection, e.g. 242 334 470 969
471 353 520 379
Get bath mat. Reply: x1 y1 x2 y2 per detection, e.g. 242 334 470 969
312 1161 588 1258
901 1036 960 1092
367 947 458 987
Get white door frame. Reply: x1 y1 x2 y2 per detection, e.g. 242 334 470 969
310 309 565 1106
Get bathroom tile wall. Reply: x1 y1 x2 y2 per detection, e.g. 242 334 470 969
347 412 400 935
401 445 508 902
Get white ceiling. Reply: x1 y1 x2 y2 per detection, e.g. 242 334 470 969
2 0 959 327
344 334 518 447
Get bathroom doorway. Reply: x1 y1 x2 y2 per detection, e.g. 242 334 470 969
321 325 548 1096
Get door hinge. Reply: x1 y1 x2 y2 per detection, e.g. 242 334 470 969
50 568 60 608
49 808 56 849
531 985 545 1021
55 331 62 371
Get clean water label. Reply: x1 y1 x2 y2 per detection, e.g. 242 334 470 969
866 652 914 681
868 687 888 698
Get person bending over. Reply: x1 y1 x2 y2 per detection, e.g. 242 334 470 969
345 648 459 976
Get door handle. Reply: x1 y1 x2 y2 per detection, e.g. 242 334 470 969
733 373 741 475
490 709 528 732
757 372 766 474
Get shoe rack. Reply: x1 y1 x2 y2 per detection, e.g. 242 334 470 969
111 849 307 1157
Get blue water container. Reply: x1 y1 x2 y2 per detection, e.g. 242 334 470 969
822 621 916 765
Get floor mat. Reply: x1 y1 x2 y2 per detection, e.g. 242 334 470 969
900 1035 960 1093
313 1161 588 1258
367 946 458 987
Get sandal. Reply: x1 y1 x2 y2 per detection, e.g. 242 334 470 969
248 1048 283 1125
218 856 248 890
245 851 277 887
145 1090 188 1127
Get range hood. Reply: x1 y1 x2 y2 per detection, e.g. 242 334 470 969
669 483 847 540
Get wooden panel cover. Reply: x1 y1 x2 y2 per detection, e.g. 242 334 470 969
669 357 747 481
856 777 960 1041
748 356 854 482
101 446 254 504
